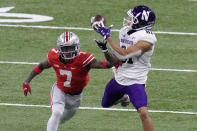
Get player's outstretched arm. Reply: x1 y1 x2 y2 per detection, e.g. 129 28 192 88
91 39 120 69
87 59 110 69
87 55 119 69
103 50 119 67
107 38 152 60
23 58 51 96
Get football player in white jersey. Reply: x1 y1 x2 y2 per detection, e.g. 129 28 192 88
93 5 157 131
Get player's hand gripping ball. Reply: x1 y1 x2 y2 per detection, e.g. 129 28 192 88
91 14 106 30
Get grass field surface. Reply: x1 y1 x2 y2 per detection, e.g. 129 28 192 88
0 0 197 130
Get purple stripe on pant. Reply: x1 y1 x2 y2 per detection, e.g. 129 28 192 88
102 78 147 110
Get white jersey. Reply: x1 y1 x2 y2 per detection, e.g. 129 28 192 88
113 26 157 86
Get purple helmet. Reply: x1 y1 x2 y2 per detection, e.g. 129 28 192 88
123 5 156 30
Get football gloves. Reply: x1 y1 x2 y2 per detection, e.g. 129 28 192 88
23 82 32 96
94 39 108 52
95 25 113 39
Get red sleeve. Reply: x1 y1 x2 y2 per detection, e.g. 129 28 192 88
48 48 59 66
80 52 95 67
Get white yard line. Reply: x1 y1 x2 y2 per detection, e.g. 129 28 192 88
0 61 197 73
151 68 197 72
0 102 197 115
0 24 197 36
0 61 39 65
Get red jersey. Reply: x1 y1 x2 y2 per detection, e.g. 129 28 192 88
48 48 95 93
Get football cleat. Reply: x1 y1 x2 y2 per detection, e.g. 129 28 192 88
114 94 130 107
121 95 130 107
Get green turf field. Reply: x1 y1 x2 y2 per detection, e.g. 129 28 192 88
0 0 197 131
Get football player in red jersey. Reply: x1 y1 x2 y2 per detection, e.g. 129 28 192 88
22 32 119 131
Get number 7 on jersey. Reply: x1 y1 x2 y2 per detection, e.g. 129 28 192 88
59 69 72 87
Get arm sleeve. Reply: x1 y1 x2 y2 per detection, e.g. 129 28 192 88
111 48 142 60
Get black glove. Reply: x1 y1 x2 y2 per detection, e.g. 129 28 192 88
94 39 108 52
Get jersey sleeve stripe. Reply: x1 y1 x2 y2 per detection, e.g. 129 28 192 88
83 56 95 67
83 54 93 64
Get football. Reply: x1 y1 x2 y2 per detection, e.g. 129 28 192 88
91 14 106 30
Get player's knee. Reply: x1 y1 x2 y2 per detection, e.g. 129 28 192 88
139 112 149 121
53 110 63 118
138 107 149 121
101 101 111 108
66 107 77 117
52 107 64 119
60 108 77 124
102 103 108 108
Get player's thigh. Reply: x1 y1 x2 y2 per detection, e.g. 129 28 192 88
102 78 124 107
124 84 147 110
50 83 66 107
65 93 82 110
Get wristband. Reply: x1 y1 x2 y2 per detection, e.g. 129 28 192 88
33 66 43 74
102 60 108 68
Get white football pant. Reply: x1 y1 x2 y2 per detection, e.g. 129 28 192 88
47 84 82 131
